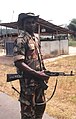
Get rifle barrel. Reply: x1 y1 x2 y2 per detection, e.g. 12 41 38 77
44 71 75 76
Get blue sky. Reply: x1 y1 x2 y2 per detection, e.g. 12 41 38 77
0 0 76 25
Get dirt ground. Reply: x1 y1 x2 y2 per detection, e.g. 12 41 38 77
0 46 76 119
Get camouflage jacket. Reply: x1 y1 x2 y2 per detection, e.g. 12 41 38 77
13 32 43 71
13 32 46 103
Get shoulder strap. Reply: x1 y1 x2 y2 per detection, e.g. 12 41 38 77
35 36 46 70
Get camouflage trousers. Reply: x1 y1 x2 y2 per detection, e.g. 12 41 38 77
19 78 46 119
20 101 46 119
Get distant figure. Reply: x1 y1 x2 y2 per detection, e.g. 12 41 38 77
13 12 49 119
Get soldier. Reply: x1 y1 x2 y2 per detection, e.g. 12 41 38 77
13 12 49 119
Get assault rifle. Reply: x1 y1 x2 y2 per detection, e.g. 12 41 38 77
7 70 75 89
7 70 76 105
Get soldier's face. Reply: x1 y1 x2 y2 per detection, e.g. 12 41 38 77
23 18 36 33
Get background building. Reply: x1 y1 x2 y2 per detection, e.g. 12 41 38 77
0 18 70 58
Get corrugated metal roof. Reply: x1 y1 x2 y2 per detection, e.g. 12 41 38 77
0 18 71 34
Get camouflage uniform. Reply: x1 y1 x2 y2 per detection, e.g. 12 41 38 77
13 32 46 119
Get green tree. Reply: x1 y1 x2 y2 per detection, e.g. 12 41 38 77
68 19 76 39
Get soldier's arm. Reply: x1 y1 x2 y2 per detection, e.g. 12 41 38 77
14 59 49 80
13 36 49 80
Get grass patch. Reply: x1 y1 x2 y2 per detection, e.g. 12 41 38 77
44 55 76 119
69 40 76 47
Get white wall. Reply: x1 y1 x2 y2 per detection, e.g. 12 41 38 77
60 40 69 54
41 39 69 58
41 41 51 56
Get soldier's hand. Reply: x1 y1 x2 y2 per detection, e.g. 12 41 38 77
37 70 50 81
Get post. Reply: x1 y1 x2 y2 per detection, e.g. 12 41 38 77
38 24 41 41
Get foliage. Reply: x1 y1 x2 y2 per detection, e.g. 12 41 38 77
69 40 76 47
68 19 76 39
